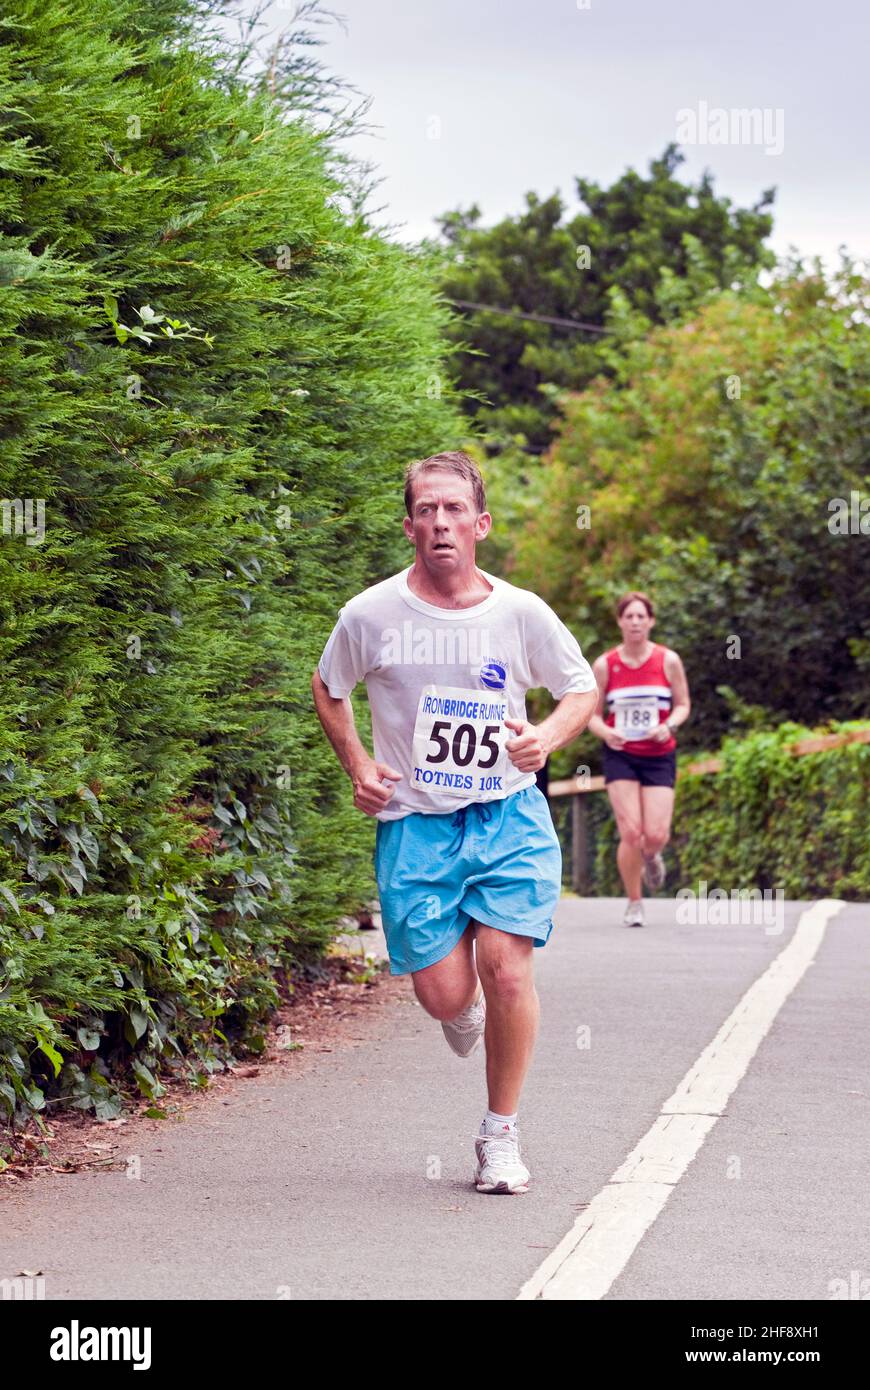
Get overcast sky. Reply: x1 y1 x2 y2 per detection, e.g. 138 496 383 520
237 0 868 269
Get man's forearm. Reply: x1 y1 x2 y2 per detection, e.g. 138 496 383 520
311 674 371 780
537 690 598 754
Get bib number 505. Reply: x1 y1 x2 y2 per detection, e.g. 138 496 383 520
426 721 500 768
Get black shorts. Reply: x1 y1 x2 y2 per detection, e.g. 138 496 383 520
603 746 676 788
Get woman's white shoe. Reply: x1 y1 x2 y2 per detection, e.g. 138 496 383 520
623 899 645 928
642 851 666 891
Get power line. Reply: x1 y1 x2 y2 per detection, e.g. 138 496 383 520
446 298 611 334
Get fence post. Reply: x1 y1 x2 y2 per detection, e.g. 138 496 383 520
571 792 589 894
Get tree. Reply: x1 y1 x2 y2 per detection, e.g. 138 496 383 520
508 259 870 752
430 144 775 455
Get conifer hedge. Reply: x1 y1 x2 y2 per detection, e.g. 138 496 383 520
0 0 465 1125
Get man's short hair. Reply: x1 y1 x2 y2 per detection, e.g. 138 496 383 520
404 450 486 517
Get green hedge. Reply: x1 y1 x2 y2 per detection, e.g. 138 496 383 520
0 0 466 1127
556 722 870 901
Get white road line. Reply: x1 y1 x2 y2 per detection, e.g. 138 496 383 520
517 898 846 1301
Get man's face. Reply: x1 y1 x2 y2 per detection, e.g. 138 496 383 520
402 469 491 569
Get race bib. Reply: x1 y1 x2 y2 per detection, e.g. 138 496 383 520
411 685 510 798
614 696 660 740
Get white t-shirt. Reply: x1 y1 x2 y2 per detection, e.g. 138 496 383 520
317 564 597 820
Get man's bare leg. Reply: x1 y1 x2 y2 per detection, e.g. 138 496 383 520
410 923 480 1021
473 924 537 1114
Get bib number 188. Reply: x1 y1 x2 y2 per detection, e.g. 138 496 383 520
615 696 659 739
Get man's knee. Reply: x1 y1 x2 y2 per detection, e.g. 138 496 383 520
412 989 458 1022
411 935 477 1020
476 930 533 1001
412 975 471 1021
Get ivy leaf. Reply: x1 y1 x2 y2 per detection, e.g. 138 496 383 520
59 865 85 895
132 1059 165 1100
78 826 100 867
93 1090 123 1122
76 786 103 822
209 931 229 959
35 1033 63 1078
0 883 20 915
27 852 51 882
25 1084 45 1111
59 825 82 851
124 1004 149 1046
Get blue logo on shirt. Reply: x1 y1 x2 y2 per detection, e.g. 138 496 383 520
480 661 507 690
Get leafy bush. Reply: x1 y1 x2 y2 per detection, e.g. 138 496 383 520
0 0 466 1124
563 723 870 900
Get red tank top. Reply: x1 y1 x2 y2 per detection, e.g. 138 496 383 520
604 643 676 756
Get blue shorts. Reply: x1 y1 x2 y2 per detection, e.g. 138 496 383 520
373 784 562 976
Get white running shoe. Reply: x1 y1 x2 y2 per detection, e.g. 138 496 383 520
642 852 666 891
623 899 645 928
441 990 486 1058
473 1125 530 1194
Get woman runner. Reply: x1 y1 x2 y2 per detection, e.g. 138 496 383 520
588 592 691 927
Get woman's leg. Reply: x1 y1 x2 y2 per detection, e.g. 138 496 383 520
606 778 644 900
639 785 675 857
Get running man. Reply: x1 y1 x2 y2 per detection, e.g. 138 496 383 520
588 592 691 928
311 451 598 1194
586 592 686 928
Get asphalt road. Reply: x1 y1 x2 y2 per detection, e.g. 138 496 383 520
1 896 868 1301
